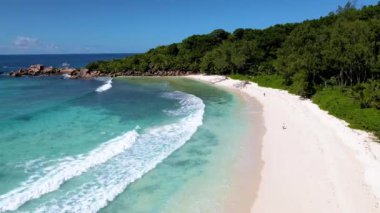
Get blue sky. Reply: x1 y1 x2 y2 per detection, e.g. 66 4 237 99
0 0 378 54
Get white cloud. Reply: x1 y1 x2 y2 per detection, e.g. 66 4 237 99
46 43 59 50
11 36 59 51
12 36 39 49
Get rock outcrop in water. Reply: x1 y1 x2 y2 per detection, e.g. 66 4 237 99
8 64 193 79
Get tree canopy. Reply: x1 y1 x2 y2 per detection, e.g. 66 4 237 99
87 2 380 101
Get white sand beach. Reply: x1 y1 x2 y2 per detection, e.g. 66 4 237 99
187 75 380 213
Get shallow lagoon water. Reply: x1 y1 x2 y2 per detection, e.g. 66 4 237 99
0 76 254 212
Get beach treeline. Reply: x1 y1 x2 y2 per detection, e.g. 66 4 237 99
87 2 380 138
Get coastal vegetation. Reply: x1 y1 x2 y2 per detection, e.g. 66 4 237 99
87 2 380 138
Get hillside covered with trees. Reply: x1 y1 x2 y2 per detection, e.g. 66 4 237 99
87 2 380 138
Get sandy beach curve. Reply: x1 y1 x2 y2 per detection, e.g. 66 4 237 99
187 74 380 213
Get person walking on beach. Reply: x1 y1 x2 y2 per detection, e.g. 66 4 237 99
282 123 287 130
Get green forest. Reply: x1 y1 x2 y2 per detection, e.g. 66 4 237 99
87 2 380 139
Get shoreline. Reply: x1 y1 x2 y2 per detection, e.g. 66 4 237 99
184 75 264 212
212 82 265 212
186 75 380 213
224 90 264 212
117 75 264 212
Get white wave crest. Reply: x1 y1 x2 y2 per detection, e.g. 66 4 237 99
61 73 71 79
30 91 205 213
0 130 139 212
95 78 112 93
162 91 204 116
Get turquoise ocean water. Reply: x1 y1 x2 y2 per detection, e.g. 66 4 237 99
0 69 254 212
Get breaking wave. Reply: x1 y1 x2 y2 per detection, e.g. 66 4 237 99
95 77 112 93
0 130 139 212
0 91 204 213
30 91 204 212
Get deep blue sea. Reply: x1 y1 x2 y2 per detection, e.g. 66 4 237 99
0 53 132 73
0 54 254 212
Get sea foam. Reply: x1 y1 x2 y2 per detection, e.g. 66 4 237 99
29 91 205 212
95 77 112 93
0 130 139 212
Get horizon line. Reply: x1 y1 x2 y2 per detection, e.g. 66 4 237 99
0 53 141 56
